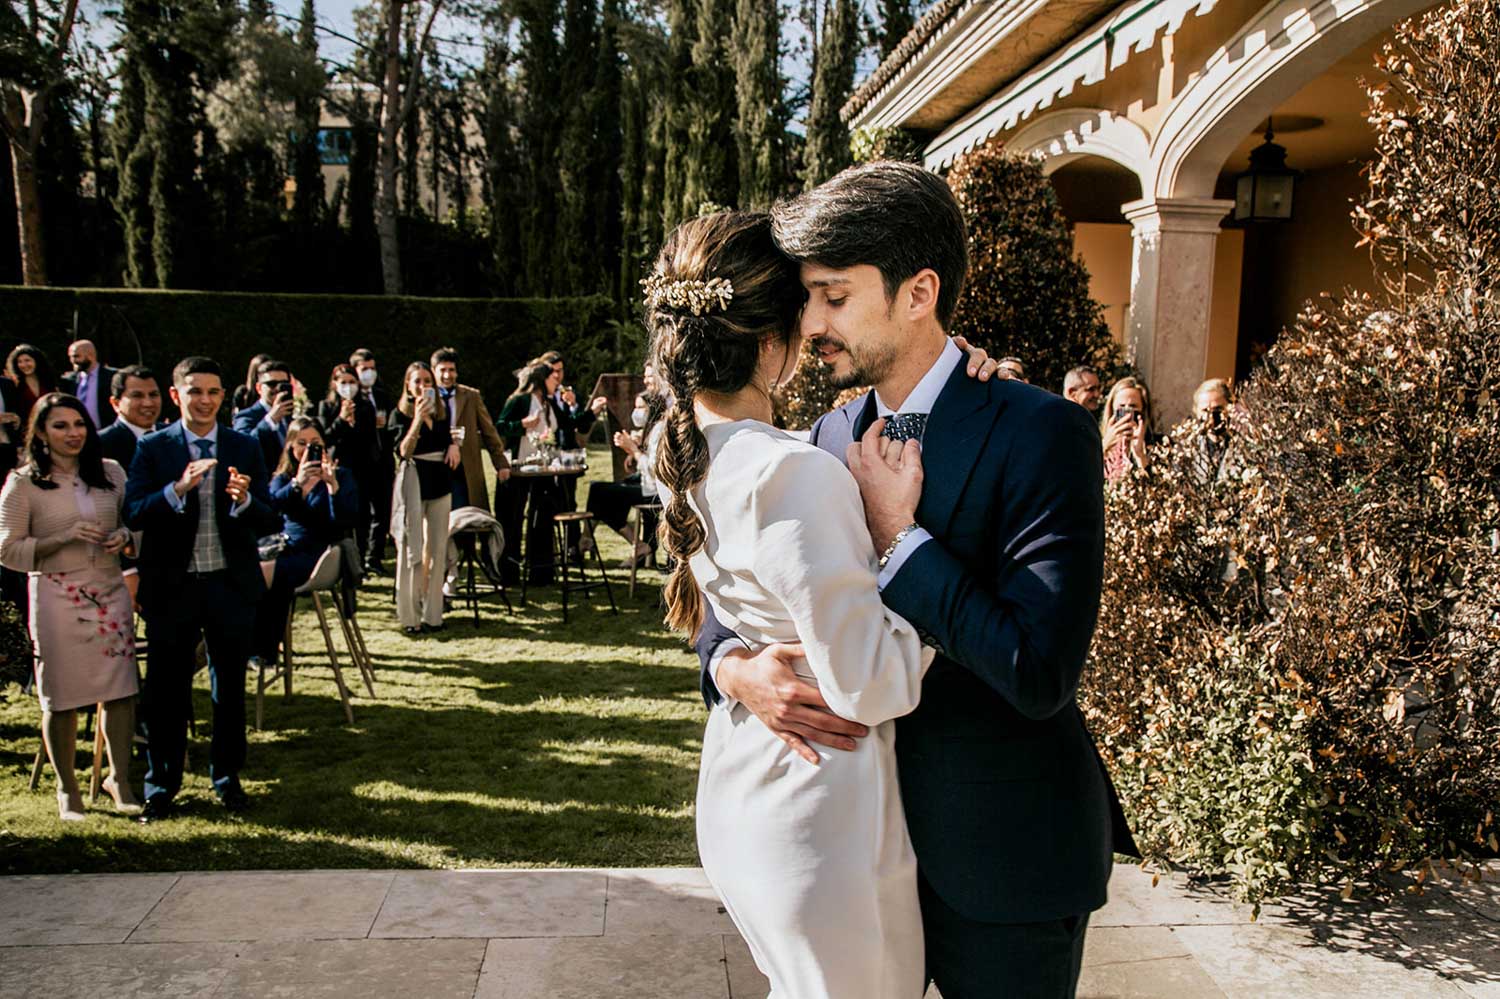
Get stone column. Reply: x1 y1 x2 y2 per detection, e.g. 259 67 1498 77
1121 197 1234 427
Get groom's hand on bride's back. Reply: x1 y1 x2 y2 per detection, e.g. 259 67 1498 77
716 643 869 765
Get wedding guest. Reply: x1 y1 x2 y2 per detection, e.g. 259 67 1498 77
0 393 140 820
100 366 165 469
388 362 456 634
124 356 280 820
251 417 359 667
1063 366 1102 413
495 361 569 584
540 350 609 449
996 356 1027 382
429 347 512 513
100 365 165 605
232 353 272 415
1191 378 1237 486
585 391 666 567
1101 376 1159 481
350 348 395 575
58 339 119 430
0 371 22 477
5 344 58 425
233 358 296 473
316 365 381 554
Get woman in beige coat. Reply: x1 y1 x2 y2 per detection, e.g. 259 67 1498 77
0 393 140 820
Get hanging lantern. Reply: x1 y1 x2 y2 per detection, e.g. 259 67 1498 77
1234 119 1300 222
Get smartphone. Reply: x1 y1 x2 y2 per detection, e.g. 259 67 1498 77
306 442 324 463
423 387 436 404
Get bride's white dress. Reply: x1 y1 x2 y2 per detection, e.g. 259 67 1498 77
689 420 933 999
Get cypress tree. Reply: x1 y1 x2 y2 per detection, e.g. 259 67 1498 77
557 0 601 291
481 37 522 295
619 67 646 303
112 31 154 288
731 0 782 208
802 0 857 189
515 0 564 293
659 0 692 235
590 0 624 298
292 0 326 228
876 0 914 58
681 0 737 214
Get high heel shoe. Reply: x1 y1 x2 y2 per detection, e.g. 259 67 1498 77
56 790 87 822
102 776 143 815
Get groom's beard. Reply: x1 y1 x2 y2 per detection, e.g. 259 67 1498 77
816 336 898 390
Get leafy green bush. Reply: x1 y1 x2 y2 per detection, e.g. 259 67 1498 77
0 287 624 409
1085 0 1500 907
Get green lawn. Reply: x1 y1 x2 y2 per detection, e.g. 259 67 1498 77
0 447 705 874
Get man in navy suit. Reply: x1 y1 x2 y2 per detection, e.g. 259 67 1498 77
697 161 1134 997
99 365 165 469
58 338 119 430
125 357 280 820
233 358 296 473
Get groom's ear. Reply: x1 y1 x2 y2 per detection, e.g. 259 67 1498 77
904 268 941 322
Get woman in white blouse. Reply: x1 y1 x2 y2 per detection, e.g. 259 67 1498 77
647 212 932 998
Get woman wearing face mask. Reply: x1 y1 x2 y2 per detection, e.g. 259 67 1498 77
584 391 668 567
317 365 381 558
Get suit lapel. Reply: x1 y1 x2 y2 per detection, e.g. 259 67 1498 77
917 359 1006 538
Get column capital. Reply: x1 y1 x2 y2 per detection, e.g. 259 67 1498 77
1121 197 1235 235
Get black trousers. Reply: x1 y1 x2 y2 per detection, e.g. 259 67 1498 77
355 465 393 567
586 480 646 534
142 572 254 800
919 871 1090 998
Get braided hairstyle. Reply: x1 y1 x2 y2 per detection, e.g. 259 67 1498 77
646 211 803 637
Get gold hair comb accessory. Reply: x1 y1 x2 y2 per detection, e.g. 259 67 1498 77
641 274 734 316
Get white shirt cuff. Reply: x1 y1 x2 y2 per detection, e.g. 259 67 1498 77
229 495 251 517
877 529 932 590
163 483 186 512
706 642 739 711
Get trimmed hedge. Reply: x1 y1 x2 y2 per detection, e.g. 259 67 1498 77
0 287 636 411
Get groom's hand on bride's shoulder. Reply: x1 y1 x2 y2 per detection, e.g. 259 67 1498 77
717 643 868 765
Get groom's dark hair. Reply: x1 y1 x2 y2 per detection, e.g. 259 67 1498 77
770 160 969 329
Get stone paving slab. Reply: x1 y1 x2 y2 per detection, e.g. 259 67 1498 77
216 938 486 999
129 871 395 943
602 868 737 936
0 863 1496 998
0 873 179 946
370 870 606 940
475 934 730 999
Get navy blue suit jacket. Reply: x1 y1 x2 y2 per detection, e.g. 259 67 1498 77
233 400 287 474
123 423 281 621
697 357 1135 923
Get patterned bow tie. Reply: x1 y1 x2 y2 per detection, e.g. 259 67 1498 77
881 412 928 443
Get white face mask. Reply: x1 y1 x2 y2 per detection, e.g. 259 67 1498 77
336 382 360 401
631 408 648 428
357 368 378 388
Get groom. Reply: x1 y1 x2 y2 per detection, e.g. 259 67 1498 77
696 161 1135 997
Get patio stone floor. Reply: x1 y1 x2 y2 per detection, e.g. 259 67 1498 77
1 862 1496 997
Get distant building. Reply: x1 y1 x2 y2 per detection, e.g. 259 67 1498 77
846 0 1435 422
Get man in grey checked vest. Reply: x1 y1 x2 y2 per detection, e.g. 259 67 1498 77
124 357 281 821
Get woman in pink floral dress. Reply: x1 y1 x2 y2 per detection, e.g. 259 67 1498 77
0 393 140 821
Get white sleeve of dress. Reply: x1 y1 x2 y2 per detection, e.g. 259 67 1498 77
748 446 931 726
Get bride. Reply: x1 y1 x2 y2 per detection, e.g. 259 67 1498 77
646 211 933 998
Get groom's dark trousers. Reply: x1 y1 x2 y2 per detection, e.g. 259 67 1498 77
697 360 1137 997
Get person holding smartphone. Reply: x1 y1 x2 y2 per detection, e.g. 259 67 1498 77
250 417 360 668
234 359 299 474
1100 376 1158 482
388 362 457 633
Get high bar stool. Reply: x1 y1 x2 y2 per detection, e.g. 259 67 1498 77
628 502 662 599
551 512 618 622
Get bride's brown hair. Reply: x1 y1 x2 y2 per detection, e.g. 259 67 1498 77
647 211 802 637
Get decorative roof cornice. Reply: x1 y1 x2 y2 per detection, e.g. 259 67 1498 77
841 0 978 123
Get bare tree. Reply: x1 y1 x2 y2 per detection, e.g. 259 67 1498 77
1 0 81 286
